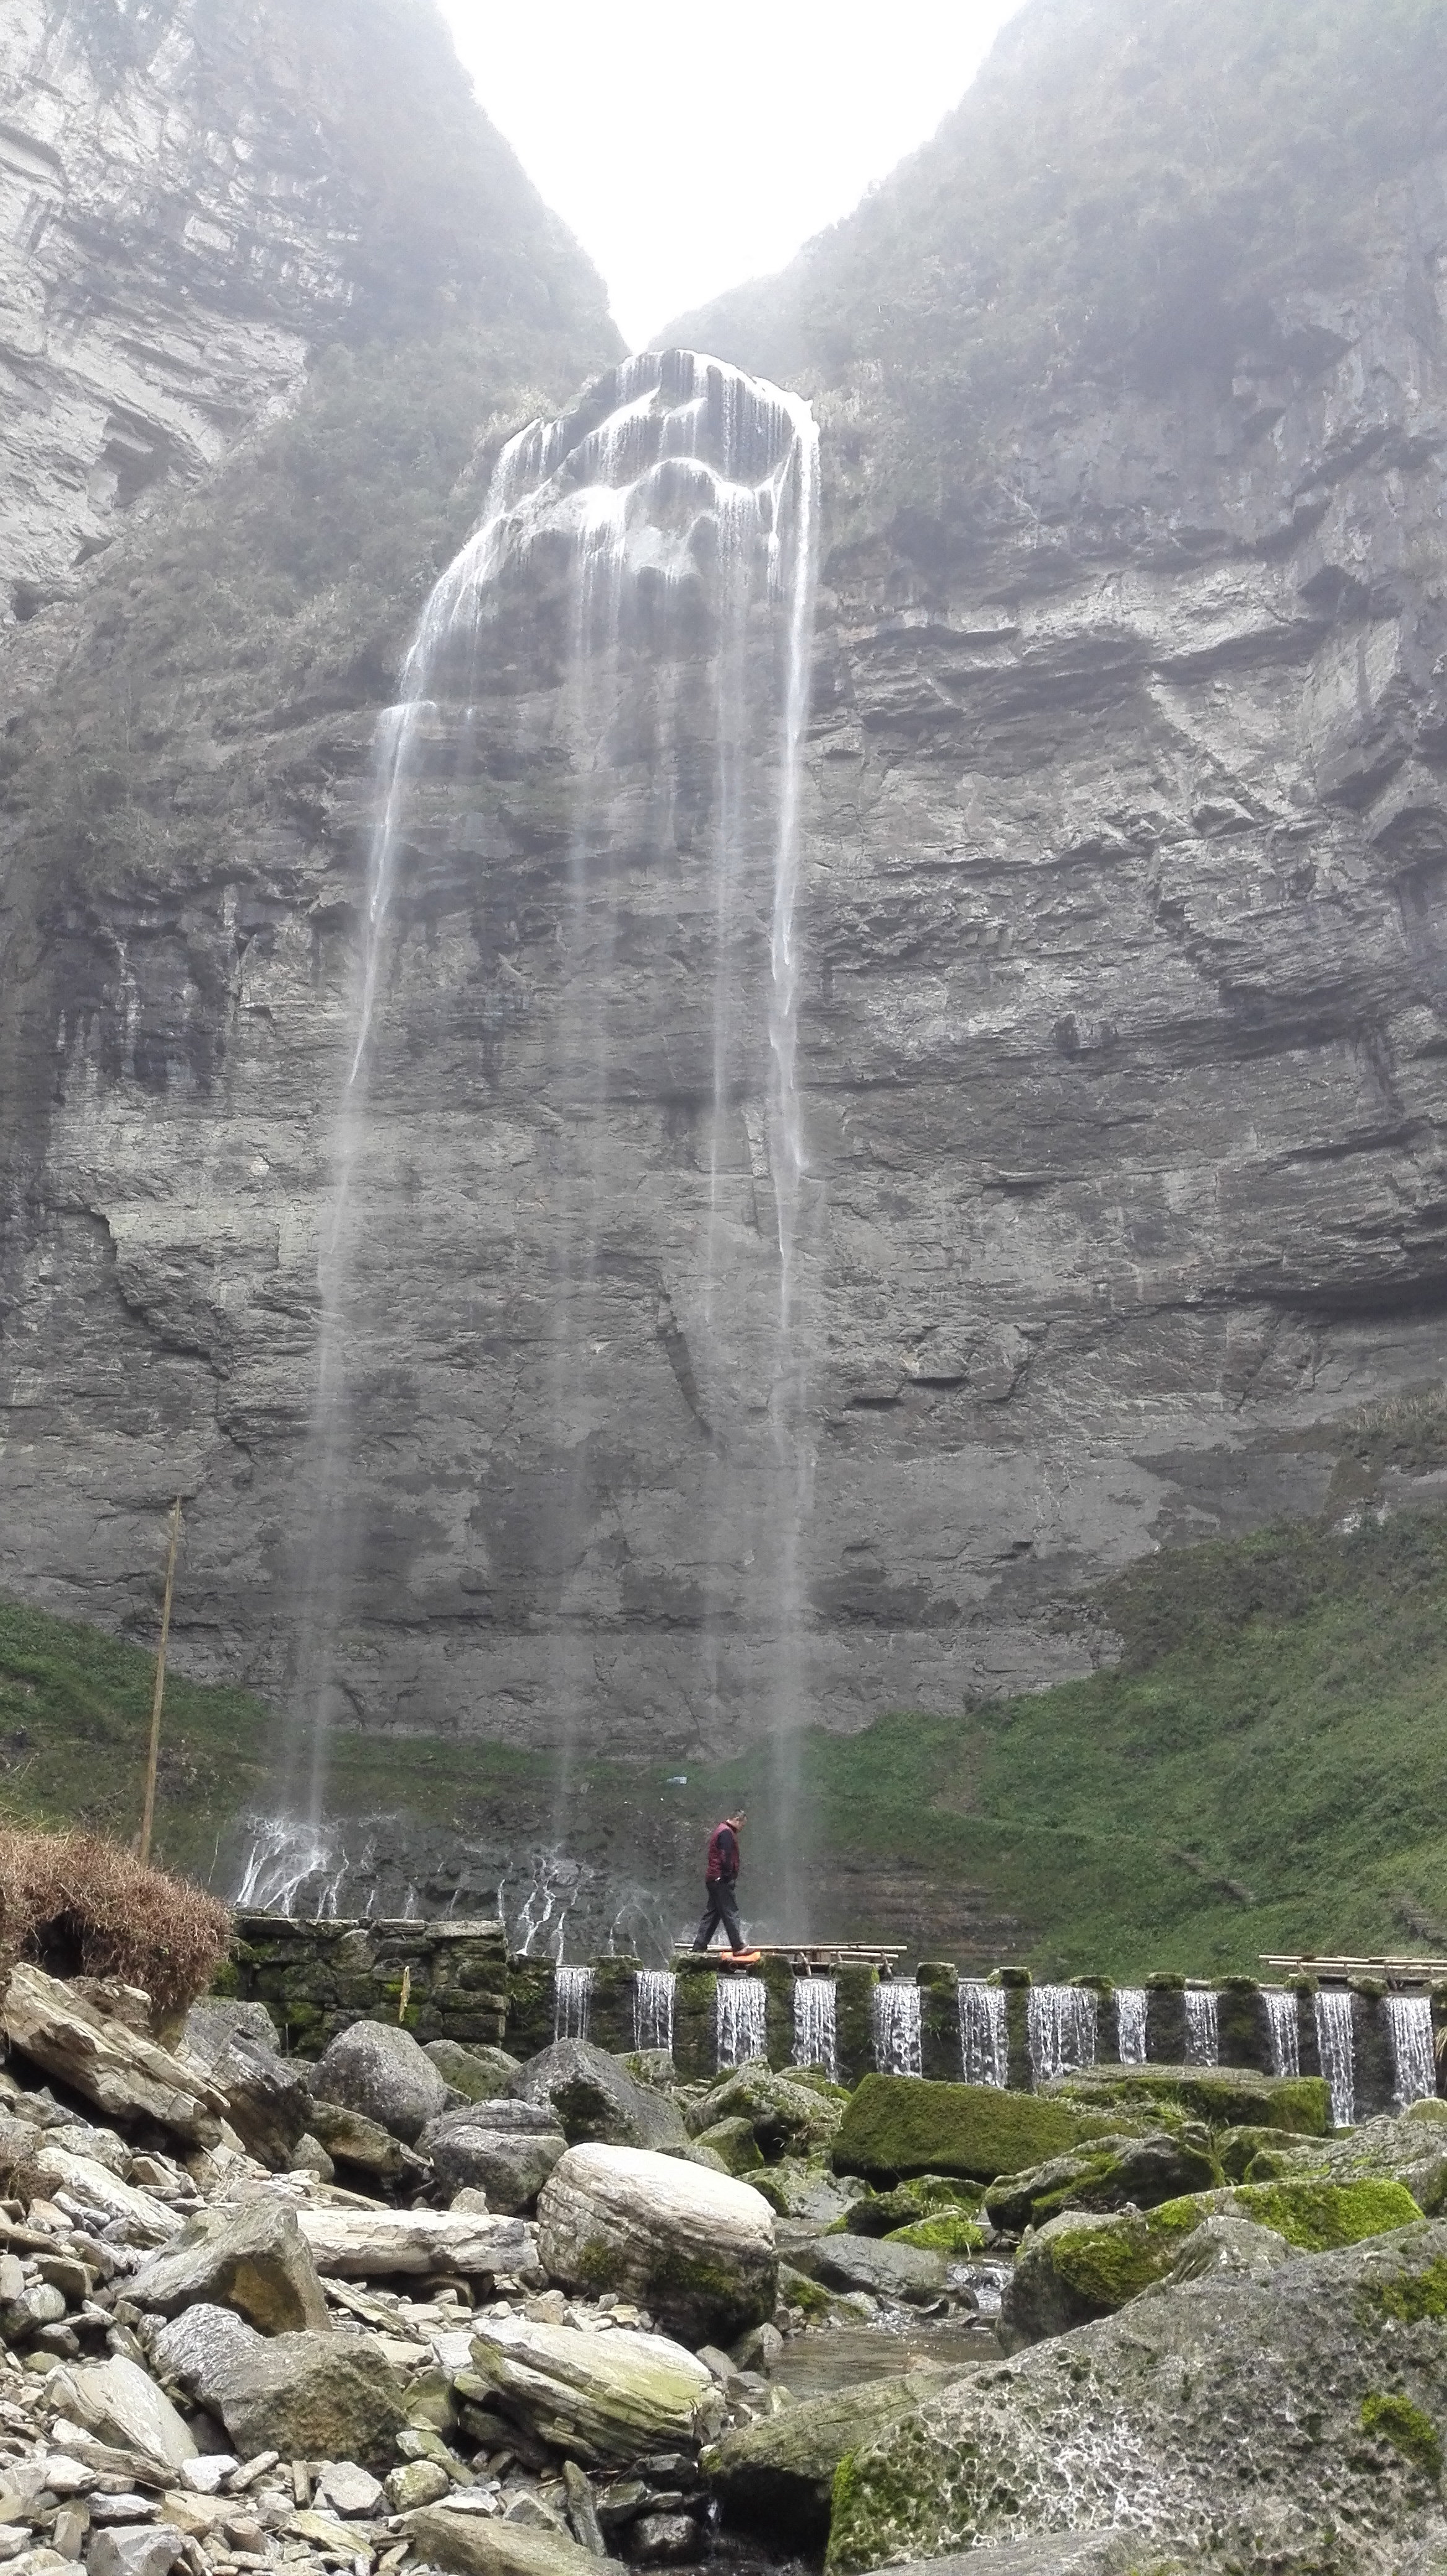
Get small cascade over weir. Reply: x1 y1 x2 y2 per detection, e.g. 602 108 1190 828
287 349 821 1862
1184 1988 1220 2068
633 1970 676 2056
1114 1988 1148 2066
873 1981 923 2078
958 1981 1009 2088
1265 1990 1300 2079
1027 1986 1098 2085
716 1976 768 2071
793 1977 837 2081
554 1963 595 2042
1387 1995 1435 2107
1314 1990 1356 2127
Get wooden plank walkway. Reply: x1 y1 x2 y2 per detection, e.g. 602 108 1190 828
1261 1952 1447 1986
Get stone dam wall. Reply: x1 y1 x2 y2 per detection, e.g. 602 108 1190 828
225 1914 1447 2121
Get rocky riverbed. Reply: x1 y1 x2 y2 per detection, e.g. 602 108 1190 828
0 1975 1445 2575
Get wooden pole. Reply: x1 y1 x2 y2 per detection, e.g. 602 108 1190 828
140 1498 183 1869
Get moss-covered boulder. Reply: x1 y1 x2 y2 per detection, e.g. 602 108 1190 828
1233 2100 1447 2214
688 2066 846 2159
703 2367 958 2540
883 2212 986 2256
983 2129 1218 2232
745 2160 859 2228
826 2219 1447 2570
1047 2064 1330 2136
424 2040 519 2103
1206 2177 1423 2250
694 2117 764 2176
1002 2200 1212 2341
831 2076 1127 2186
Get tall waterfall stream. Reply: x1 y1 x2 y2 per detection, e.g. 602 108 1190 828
279 350 820 1885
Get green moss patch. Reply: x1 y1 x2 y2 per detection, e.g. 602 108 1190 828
1230 2178 1422 2250
833 2074 1124 2185
1368 2253 1447 2326
883 2214 986 2255
1361 2391 1443 2480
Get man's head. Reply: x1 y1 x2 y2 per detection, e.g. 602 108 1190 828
726 1812 746 1831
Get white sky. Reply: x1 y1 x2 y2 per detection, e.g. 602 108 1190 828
437 1 1027 352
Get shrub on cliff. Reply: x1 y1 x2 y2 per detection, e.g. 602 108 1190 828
0 1827 231 2014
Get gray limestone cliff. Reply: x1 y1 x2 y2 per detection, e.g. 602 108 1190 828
4 0 1447 1794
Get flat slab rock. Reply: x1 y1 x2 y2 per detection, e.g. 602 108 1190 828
459 2315 715 2468
405 2502 601 2576
2 1965 224 2146
295 2204 535 2277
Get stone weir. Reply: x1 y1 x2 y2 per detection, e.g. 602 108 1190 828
227 1918 1447 2121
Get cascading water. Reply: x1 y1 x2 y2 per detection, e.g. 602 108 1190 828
1184 1988 1219 2068
1265 1989 1300 2079
633 1970 676 2055
958 1980 1009 2087
1027 1986 1098 2086
1314 1990 1356 2128
792 1977 837 2080
553 1963 595 2042
873 1981 923 2078
1115 1987 1148 2066
1386 1995 1436 2107
287 349 821 1884
716 1975 769 2071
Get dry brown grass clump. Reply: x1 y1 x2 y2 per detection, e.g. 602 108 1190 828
0 1828 232 2014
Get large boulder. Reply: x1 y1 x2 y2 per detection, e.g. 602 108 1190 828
421 2115 567 2214
457 2316 717 2467
789 2235 947 2305
212 2330 407 2471
1 1965 224 2146
426 2042 521 2104
129 2198 332 2334
510 2042 687 2152
1235 2100 1447 2212
306 2095 424 2181
1046 2064 1331 2138
704 2369 958 2541
983 2130 1220 2232
151 2304 263 2414
832 2076 1129 2187
51 2356 197 2476
312 2021 455 2143
828 2219 1447 2573
538 2144 776 2342
405 2504 601 2576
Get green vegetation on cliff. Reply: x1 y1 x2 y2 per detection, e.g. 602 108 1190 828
675 0 1447 541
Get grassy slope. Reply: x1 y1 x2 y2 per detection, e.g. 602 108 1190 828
11 1411 1447 1975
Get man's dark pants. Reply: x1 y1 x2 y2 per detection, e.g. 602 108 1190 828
693 1878 743 1952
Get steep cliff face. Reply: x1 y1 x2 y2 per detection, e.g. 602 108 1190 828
0 0 606 649
5 0 1447 1807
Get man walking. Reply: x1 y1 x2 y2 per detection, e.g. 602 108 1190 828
693 1811 749 1956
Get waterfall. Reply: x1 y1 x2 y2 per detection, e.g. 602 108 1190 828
633 1969 676 2056
554 1963 595 2043
1114 1987 1148 2066
1027 1986 1098 2086
792 1977 837 2081
716 1974 769 2071
1386 1995 1436 2108
1264 1990 1300 2079
873 1981 923 2078
289 348 821 1847
958 1980 1009 2087
1314 1990 1356 2128
1184 1988 1219 2068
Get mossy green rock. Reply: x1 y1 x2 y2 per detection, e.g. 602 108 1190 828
832 2076 1127 2186
983 2130 1218 2232
826 2219 1447 2571
1235 2101 1447 2214
703 2367 958 2540
883 2213 986 2255
1047 2065 1330 2136
424 2041 519 2104
689 2066 846 2158
695 2117 764 2176
1207 2176 1423 2250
